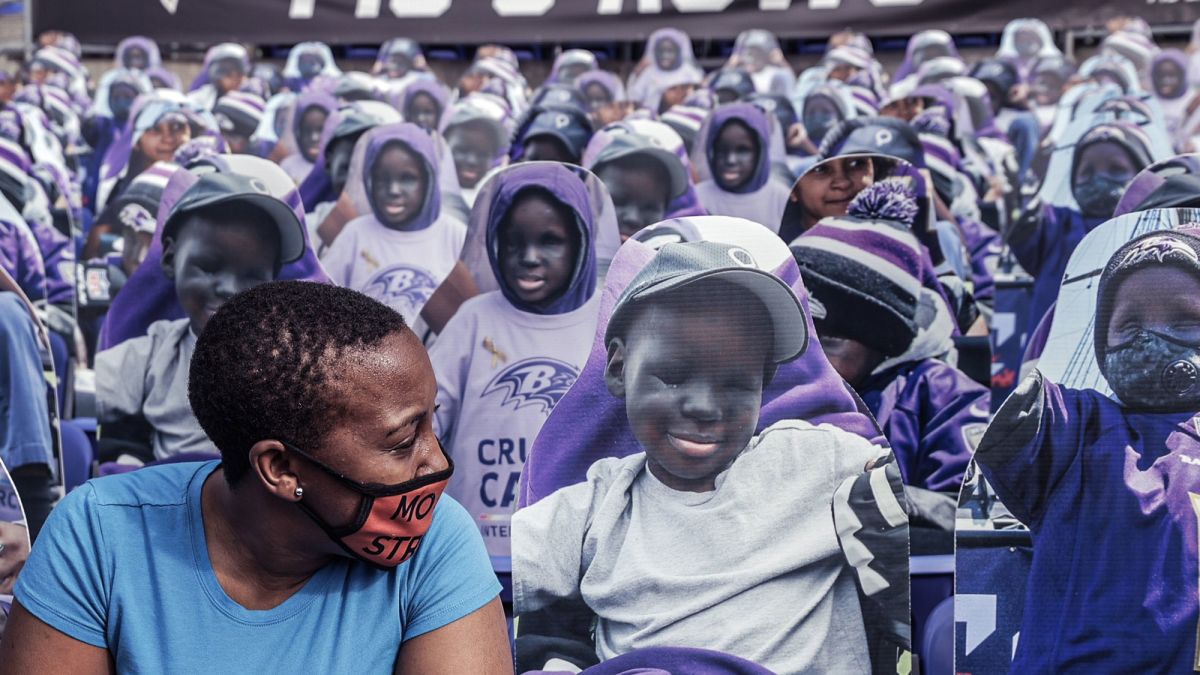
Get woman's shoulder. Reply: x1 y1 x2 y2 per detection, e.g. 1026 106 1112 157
95 461 215 507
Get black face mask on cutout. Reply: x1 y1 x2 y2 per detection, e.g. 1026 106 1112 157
1104 329 1200 412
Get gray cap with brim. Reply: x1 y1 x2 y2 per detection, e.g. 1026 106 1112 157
606 239 807 363
162 172 307 264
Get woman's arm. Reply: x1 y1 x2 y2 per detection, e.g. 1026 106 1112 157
394 597 512 675
0 601 115 675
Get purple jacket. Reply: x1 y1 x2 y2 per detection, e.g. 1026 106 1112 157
27 213 74 306
1009 204 1106 336
0 218 47 302
956 216 1001 305
860 358 988 492
975 371 1200 673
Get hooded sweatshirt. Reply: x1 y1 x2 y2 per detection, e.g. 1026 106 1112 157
1009 122 1154 335
282 42 342 94
115 36 162 72
627 29 706 111
428 162 602 561
692 103 791 230
279 89 338 183
321 123 466 325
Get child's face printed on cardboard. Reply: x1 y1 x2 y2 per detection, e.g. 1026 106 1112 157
607 297 769 492
404 93 441 132
108 83 139 123
655 38 681 71
28 62 49 84
447 122 499 189
880 96 925 122
1032 71 1065 106
524 136 575 164
386 53 413 78
298 107 328 162
325 135 357 196
803 95 842 148
221 129 250 154
297 52 326 80
210 58 246 94
1014 28 1043 59
1153 60 1186 99
557 63 590 85
659 84 694 114
1072 140 1139 217
827 62 861 83
370 142 428 229
137 112 192 163
818 334 884 389
712 120 758 191
595 158 671 242
741 46 769 72
1106 266 1200 350
584 83 613 111
161 211 280 335
1103 264 1200 409
499 190 580 308
797 155 875 226
124 46 149 70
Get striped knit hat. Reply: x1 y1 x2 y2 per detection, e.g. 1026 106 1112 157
790 180 924 356
213 91 266 138
112 161 180 234
660 103 707 153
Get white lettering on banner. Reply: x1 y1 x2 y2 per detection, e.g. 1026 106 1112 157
598 0 662 14
804 0 924 7
292 0 927 17
672 0 735 11
351 0 451 16
390 0 452 17
494 0 555 16
288 0 316 18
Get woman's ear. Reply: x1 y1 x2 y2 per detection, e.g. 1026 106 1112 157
249 440 303 502
604 338 628 398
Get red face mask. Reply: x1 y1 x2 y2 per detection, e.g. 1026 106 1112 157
284 441 454 569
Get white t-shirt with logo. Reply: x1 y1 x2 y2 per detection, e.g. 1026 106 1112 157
321 214 468 325
429 290 600 561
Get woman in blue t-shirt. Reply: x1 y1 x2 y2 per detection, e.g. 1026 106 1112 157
0 279 512 674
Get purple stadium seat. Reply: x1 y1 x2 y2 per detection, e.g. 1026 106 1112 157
60 419 94 492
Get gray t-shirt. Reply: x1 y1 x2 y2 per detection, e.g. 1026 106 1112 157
95 318 209 460
513 419 884 674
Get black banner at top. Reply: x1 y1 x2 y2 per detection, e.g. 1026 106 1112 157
33 0 1199 47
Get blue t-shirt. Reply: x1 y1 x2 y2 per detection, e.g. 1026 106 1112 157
15 461 501 673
